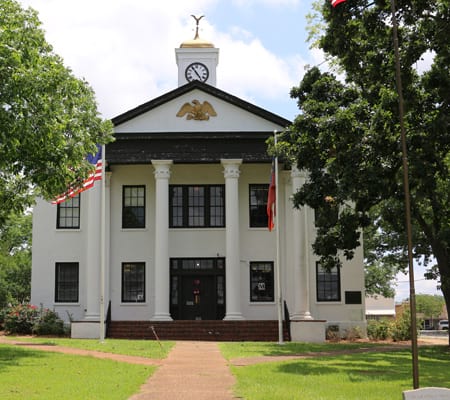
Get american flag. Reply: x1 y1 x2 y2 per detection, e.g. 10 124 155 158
52 145 102 205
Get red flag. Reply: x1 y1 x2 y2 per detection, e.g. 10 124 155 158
52 145 103 205
331 0 346 7
267 160 276 231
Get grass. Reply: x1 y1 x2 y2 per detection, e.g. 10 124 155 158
2 337 449 399
219 341 384 359
220 343 450 400
3 336 174 359
0 343 155 400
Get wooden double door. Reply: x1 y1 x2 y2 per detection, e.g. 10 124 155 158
170 258 225 320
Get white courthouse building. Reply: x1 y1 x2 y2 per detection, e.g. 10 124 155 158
31 26 366 341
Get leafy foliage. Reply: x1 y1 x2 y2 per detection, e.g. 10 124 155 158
32 307 65 336
415 294 445 320
367 312 418 342
367 319 391 341
3 303 39 334
279 0 450 318
0 212 31 307
0 0 114 224
2 303 65 335
391 310 416 342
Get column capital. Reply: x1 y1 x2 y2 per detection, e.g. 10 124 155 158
152 160 173 179
221 159 242 179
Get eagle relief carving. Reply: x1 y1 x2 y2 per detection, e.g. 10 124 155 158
176 99 217 121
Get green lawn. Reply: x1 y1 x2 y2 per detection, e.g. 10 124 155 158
219 341 384 359
2 338 449 400
3 336 174 358
0 343 155 400
220 343 450 400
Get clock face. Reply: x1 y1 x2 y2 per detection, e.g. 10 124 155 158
185 62 209 82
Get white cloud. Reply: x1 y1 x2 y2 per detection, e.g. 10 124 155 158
19 1 221 117
18 0 311 120
415 50 435 75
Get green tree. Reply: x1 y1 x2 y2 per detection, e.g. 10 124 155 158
0 212 32 306
0 0 113 224
415 294 445 327
278 0 449 343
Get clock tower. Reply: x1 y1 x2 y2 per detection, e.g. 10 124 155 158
176 16 219 87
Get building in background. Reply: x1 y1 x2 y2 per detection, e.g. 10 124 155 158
365 296 396 321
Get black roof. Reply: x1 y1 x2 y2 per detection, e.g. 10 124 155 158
112 80 291 128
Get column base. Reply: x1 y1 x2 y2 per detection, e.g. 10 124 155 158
291 311 314 321
290 320 326 343
83 313 100 321
71 321 105 339
223 313 245 321
150 313 173 321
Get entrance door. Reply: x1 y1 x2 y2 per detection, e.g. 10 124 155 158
170 258 225 320
181 275 215 320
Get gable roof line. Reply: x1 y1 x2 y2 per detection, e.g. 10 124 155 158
111 81 292 127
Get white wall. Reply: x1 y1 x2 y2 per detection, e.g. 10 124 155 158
31 162 366 329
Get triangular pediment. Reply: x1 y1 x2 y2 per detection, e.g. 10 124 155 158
112 81 291 134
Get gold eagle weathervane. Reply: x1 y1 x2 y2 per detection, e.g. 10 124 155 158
191 15 204 39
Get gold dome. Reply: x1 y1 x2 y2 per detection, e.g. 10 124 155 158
180 37 214 48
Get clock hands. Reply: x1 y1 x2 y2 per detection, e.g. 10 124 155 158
192 65 203 80
185 62 209 82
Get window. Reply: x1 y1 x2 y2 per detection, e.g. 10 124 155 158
169 185 225 228
249 184 269 227
316 262 341 302
55 262 79 302
57 195 80 229
122 186 145 228
250 262 274 302
122 262 145 302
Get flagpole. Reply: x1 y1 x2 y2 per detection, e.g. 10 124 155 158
99 144 106 342
390 0 419 388
274 131 284 344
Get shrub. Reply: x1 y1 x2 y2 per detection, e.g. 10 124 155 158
4 303 39 334
367 319 391 341
343 326 363 341
3 304 65 336
32 307 65 336
326 325 340 342
391 310 419 342
0 306 8 329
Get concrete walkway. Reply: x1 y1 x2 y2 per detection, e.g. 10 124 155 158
128 341 238 400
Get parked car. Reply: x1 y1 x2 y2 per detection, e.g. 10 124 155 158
438 320 448 330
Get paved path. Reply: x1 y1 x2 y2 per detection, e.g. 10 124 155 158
129 341 238 400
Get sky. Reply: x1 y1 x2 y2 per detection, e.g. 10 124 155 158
18 0 321 121
17 0 442 302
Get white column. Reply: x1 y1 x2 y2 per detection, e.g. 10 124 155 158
221 159 244 320
84 184 101 320
104 171 112 318
151 160 173 321
290 167 313 320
